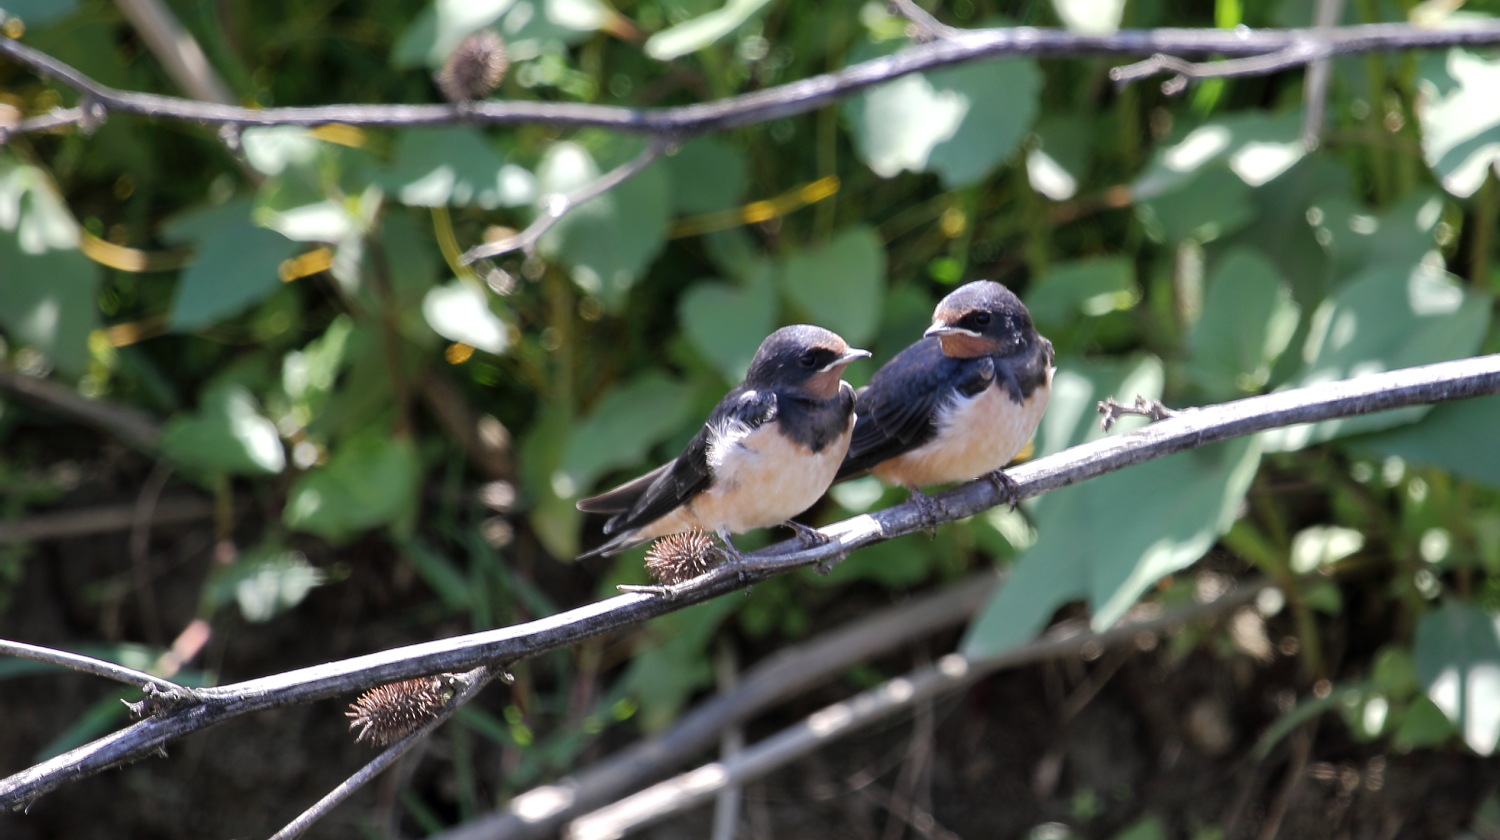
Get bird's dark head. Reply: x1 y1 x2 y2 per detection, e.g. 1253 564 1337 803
924 280 1041 359
744 325 870 398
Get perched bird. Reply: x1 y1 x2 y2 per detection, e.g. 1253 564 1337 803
576 325 870 561
835 280 1054 518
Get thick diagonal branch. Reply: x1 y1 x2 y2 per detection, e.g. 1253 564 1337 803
1 352 1498 807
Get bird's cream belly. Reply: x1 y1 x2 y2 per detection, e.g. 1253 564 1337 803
873 378 1051 489
638 422 852 539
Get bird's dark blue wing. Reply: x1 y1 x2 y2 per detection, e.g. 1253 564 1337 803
592 386 779 536
836 338 993 480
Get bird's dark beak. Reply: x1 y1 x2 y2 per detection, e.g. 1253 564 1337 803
821 348 871 372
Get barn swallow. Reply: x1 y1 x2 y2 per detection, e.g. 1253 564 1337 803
576 325 870 561
835 280 1054 519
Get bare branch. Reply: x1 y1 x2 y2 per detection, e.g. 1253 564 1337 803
562 580 1269 840
887 0 961 43
2 352 1498 808
5 23 1500 141
446 572 999 839
268 667 499 840
0 639 193 696
459 138 672 265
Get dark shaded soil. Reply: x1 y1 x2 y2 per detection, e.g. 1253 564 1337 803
3 441 1497 839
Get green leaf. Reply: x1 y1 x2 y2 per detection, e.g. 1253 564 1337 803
778 225 886 347
559 373 699 497
0 158 96 376
392 0 515 69
963 355 1258 656
844 55 1040 188
535 141 671 309
1417 49 1500 198
1136 166 1254 244
1026 115 1094 201
380 127 536 208
284 432 420 542
1185 248 1299 399
1353 394 1500 490
1133 112 1305 200
239 127 325 177
160 382 286 476
1026 257 1137 332
5 0 81 25
169 224 300 331
619 598 740 730
677 271 777 382
207 545 326 622
1033 354 1165 457
1414 602 1500 754
1289 525 1364 574
422 279 510 353
1262 261 1490 451
645 0 774 60
663 136 747 214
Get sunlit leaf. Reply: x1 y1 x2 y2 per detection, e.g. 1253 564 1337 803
1027 257 1137 332
844 49 1040 188
160 382 286 476
1050 0 1126 34
422 279 510 353
392 0 515 68
535 141 671 309
1263 261 1489 451
1134 112 1305 200
1290 525 1365 574
1415 602 1500 754
207 546 326 622
1417 49 1500 198
381 127 536 208
0 158 95 376
1186 248 1299 399
645 0 773 60
778 225 886 347
284 432 420 542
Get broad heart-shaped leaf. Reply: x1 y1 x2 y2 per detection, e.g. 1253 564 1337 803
1026 114 1095 201
1417 49 1500 198
1186 248 1299 400
663 136 747 215
422 279 510 353
963 436 1261 658
843 45 1040 188
778 225 886 347
557 373 700 499
645 0 773 60
1033 354 1164 458
1026 257 1136 332
1415 602 1500 755
678 271 777 382
379 127 536 209
1352 394 1500 491
160 382 287 477
535 140 671 310
169 223 300 331
391 0 515 68
284 432 420 542
0 159 96 376
1262 262 1490 452
1133 112 1305 201
1135 166 1254 244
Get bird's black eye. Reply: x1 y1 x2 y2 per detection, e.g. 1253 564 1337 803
799 350 820 368
971 311 992 327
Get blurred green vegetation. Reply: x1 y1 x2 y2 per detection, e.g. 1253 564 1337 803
4 0 1500 834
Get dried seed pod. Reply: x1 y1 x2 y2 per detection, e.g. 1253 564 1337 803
346 675 452 745
644 530 721 585
435 30 509 102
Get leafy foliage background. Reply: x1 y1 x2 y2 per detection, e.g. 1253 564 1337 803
4 0 1500 836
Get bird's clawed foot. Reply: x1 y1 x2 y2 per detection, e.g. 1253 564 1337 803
986 469 1022 511
782 519 831 548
